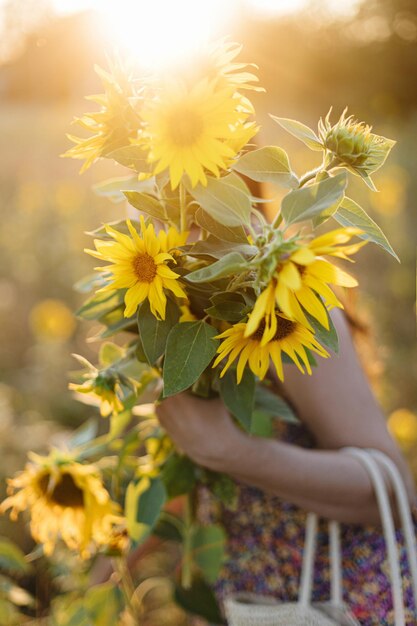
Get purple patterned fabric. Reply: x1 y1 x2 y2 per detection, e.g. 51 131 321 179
197 422 417 626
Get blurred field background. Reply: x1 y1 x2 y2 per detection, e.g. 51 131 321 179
0 0 416 622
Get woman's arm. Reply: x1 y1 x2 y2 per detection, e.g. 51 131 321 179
157 309 415 525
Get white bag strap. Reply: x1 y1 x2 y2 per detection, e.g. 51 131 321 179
298 447 417 623
367 448 417 602
343 447 406 626
298 513 342 608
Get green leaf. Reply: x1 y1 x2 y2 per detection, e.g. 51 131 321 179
250 410 273 437
108 144 151 173
335 197 399 261
163 322 219 397
188 174 252 227
270 115 323 151
190 236 257 260
138 299 179 365
232 146 298 188
68 419 99 450
254 385 298 423
195 208 248 243
174 576 226 624
281 172 347 226
306 309 339 353
219 368 255 431
161 453 197 499
191 525 226 584
99 342 124 366
124 191 167 221
74 272 107 294
75 291 123 321
153 513 184 542
125 477 166 544
205 301 250 323
50 594 90 626
0 538 30 575
85 583 123 626
93 175 154 203
186 252 249 284
98 314 137 338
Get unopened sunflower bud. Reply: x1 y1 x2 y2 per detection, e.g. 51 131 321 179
319 108 395 182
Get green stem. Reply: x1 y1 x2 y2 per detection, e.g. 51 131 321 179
181 493 194 589
179 183 187 232
112 556 142 622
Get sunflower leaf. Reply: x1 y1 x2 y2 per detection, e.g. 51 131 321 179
187 175 252 226
125 477 166 544
174 576 226 625
254 385 298 423
138 299 179 365
108 145 151 173
186 252 249 283
335 197 399 261
191 524 226 584
163 322 219 397
0 538 31 575
306 310 339 354
124 191 167 221
194 208 248 243
281 171 347 226
270 116 324 151
219 368 255 431
93 175 154 203
232 146 298 188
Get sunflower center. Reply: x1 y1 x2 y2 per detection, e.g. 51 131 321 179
252 316 297 342
39 472 84 508
167 108 204 147
132 253 157 282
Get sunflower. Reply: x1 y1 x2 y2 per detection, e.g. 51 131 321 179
247 227 365 335
158 226 189 257
69 374 124 417
63 61 141 172
174 39 262 93
87 217 187 320
213 313 329 383
0 452 120 558
141 78 257 189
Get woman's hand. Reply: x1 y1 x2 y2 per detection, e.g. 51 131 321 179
156 393 247 472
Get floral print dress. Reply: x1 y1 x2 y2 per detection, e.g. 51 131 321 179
197 422 417 626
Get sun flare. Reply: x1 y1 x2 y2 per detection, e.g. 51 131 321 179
98 0 232 71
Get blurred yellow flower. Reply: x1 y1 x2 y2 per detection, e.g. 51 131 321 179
29 299 76 341
88 217 187 320
63 61 141 172
141 78 257 189
0 451 120 558
69 376 124 418
213 313 328 383
388 409 417 448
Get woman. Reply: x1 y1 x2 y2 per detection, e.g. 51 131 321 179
156 307 417 625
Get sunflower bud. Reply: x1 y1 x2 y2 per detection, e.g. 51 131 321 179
319 108 395 183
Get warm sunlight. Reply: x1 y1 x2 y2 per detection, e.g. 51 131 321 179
98 0 233 70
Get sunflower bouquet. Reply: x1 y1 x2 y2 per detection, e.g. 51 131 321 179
1 40 397 623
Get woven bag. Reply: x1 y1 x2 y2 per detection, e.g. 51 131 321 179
224 448 417 626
